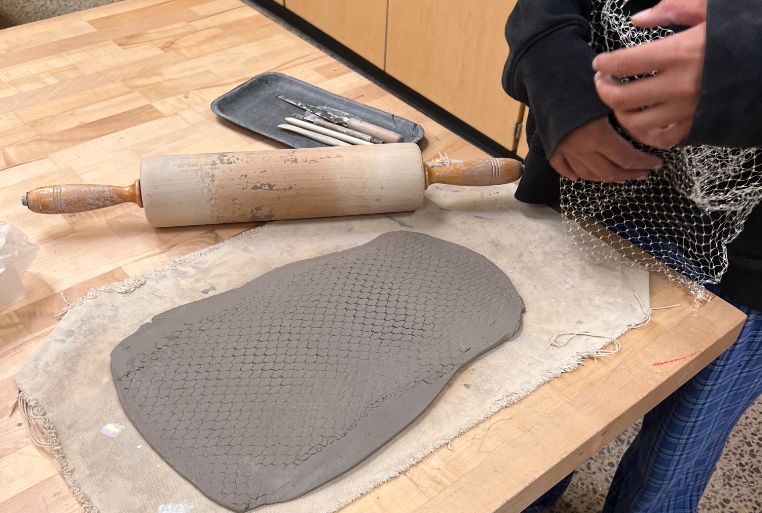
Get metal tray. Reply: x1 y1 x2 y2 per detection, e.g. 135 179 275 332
211 72 425 149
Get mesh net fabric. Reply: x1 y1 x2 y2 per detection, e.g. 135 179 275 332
560 0 762 300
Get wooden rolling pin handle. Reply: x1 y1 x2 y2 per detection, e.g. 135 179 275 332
424 158 523 189
23 180 143 214
347 118 405 144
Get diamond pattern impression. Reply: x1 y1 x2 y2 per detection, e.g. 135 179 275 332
111 231 524 512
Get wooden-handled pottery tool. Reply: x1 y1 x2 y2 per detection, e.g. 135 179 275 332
276 94 404 144
298 113 384 144
22 144 522 227
278 124 350 146
285 117 371 145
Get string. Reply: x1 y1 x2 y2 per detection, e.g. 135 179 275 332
60 291 75 306
630 293 681 329
8 390 52 448
547 294 681 364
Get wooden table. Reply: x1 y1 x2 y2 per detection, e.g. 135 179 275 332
0 1 746 512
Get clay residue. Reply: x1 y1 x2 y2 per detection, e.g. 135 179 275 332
250 183 275 191
249 184 295 192
249 206 275 221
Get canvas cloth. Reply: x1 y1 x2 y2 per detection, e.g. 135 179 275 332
16 184 649 513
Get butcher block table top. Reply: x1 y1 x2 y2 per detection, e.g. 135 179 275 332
0 0 747 512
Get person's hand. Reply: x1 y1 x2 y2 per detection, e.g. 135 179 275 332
550 116 664 182
630 0 707 27
592 0 708 149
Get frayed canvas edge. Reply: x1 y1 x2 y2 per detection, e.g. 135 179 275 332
275 311 650 513
15 307 649 513
22 217 651 513
58 224 272 317
14 223 268 512
11 387 100 513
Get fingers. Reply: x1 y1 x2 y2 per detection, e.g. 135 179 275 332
593 28 703 151
555 149 653 183
597 123 664 170
615 104 679 136
566 155 598 181
594 73 672 112
646 121 691 149
592 38 674 77
550 153 580 181
614 106 691 148
631 7 657 25
549 115 663 184
581 153 651 183
593 24 706 78
631 0 707 28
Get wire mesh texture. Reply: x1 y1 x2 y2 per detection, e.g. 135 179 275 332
561 0 762 300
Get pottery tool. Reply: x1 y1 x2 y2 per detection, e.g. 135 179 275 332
22 144 522 227
276 94 404 143
298 112 384 144
286 116 371 146
278 124 349 146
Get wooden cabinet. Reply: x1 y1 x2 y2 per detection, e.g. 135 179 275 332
385 0 521 150
280 0 526 153
284 0 388 69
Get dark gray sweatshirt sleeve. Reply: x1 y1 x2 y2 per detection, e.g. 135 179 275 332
685 0 762 148
502 0 611 158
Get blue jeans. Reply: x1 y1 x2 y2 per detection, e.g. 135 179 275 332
524 286 762 513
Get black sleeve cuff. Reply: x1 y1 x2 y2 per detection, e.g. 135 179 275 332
515 112 562 205
685 0 762 148
503 24 611 158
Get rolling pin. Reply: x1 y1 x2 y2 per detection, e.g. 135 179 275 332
22 144 522 227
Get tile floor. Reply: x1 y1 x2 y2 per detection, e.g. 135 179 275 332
547 397 762 512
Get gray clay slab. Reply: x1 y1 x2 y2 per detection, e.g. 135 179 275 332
111 231 524 512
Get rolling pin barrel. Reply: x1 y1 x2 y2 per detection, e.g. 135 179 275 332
22 144 523 227
139 144 428 226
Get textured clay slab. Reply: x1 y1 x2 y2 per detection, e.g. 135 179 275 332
111 232 524 512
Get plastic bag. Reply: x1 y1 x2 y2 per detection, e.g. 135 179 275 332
0 222 39 312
